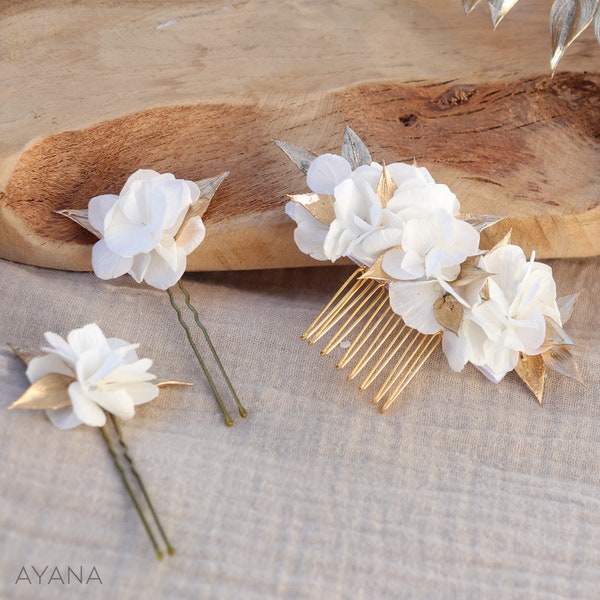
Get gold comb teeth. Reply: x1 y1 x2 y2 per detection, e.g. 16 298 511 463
301 266 440 412
277 127 580 409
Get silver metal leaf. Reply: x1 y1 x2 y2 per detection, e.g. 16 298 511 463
54 209 102 239
542 345 583 382
341 126 372 170
488 0 520 27
274 140 318 174
551 0 599 72
463 0 483 14
557 293 580 325
195 171 229 203
456 213 504 232
595 7 600 42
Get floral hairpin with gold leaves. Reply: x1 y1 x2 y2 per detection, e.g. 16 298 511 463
58 169 246 426
276 127 580 411
8 323 188 559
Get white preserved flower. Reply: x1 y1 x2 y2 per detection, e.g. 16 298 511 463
443 244 561 383
324 160 460 265
26 323 158 429
89 169 206 290
383 209 480 334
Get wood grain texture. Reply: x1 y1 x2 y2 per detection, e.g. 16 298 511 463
0 1 598 271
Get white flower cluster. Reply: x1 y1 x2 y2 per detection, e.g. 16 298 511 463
26 323 158 429
90 169 206 290
286 152 562 384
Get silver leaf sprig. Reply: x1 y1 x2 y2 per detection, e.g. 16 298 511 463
463 0 600 72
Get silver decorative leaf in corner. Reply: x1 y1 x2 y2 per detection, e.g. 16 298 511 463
461 0 600 70
550 0 599 72
274 140 318 174
488 0 520 27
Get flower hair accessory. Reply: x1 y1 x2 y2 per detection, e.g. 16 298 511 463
8 323 190 558
58 169 246 426
276 127 580 410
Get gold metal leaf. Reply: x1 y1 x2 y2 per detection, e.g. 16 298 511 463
274 140 318 174
54 209 102 239
8 373 74 411
376 163 398 208
551 0 599 72
341 126 371 170
515 352 546 404
433 294 464 335
361 253 392 282
450 255 491 288
557 293 580 325
156 379 195 388
542 345 582 382
456 213 504 233
8 344 43 366
488 229 512 253
194 171 229 205
288 193 336 225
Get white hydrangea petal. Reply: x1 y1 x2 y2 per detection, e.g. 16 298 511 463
92 239 134 280
107 359 155 383
107 338 140 361
26 354 73 383
142 249 185 290
88 388 135 420
45 407 83 430
88 194 117 235
442 329 470 372
122 382 159 406
119 169 162 197
388 280 443 334
104 220 160 256
154 236 179 272
358 227 404 260
306 154 352 194
512 313 547 353
176 216 206 255
68 381 107 427
42 331 77 364
67 323 110 357
129 253 151 284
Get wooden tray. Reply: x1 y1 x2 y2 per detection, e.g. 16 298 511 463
1 1 598 271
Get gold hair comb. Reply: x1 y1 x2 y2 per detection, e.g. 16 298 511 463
276 127 579 410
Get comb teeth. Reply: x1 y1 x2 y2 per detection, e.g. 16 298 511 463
302 267 441 412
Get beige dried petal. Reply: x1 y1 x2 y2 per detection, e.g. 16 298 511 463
288 193 336 225
8 373 74 411
515 353 546 404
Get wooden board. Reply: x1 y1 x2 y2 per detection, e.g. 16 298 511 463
1 1 598 271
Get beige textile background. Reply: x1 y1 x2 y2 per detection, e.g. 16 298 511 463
0 255 599 598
